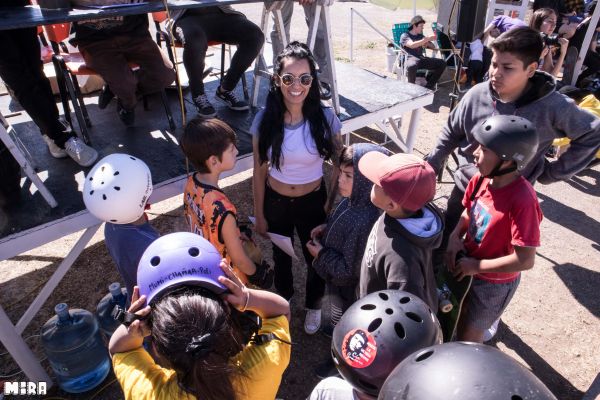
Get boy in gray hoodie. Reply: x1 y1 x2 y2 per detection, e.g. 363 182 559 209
358 153 443 313
427 27 600 255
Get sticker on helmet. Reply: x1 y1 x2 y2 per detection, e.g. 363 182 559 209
341 328 377 368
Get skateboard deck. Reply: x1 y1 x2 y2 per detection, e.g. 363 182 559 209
435 261 473 342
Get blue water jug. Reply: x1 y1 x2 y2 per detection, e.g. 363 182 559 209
41 303 111 393
96 282 127 339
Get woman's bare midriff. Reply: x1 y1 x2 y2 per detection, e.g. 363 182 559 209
267 175 322 197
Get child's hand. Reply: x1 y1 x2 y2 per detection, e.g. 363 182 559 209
126 287 152 338
453 257 480 281
310 224 327 241
218 260 250 311
445 234 465 272
306 238 323 258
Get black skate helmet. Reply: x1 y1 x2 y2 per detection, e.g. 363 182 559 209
378 342 557 400
331 290 442 397
472 115 539 177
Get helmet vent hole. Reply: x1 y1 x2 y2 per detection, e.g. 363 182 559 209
361 304 376 311
511 119 516 122
114 171 120 176
101 181 104 185
367 318 382 332
511 397 523 400
485 125 491 131
89 190 94 195
110 219 117 222
357 379 378 392
406 312 423 323
188 247 200 257
89 177 93 181
385 308 393 315
101 166 105 172
114 186 120 191
150 256 160 266
130 156 136 161
378 292 389 301
399 296 410 304
415 349 434 362
102 194 107 200
394 322 406 339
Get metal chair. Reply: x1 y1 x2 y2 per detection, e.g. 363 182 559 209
43 22 175 143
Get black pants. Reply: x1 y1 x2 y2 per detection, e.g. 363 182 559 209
467 60 484 85
0 27 71 147
264 182 327 309
175 8 264 98
405 55 447 89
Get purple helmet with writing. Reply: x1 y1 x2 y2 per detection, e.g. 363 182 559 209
137 232 226 305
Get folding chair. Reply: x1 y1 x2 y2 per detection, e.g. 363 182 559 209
43 22 175 143
391 22 433 83
152 11 250 113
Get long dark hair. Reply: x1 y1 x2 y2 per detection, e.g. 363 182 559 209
257 41 335 170
151 289 245 400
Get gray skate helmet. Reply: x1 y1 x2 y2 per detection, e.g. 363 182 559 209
378 342 557 400
472 115 539 176
331 290 442 397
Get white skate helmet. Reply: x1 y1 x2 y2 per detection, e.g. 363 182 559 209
83 153 152 224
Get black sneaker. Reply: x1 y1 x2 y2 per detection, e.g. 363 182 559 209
215 88 249 111
314 358 339 380
98 85 115 109
319 81 332 100
117 101 135 127
193 94 217 118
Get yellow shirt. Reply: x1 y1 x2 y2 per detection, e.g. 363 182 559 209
112 315 291 400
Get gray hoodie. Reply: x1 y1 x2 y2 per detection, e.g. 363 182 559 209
358 204 444 313
427 72 600 190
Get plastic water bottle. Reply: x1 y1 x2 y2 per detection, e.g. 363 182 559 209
41 303 111 393
96 282 127 339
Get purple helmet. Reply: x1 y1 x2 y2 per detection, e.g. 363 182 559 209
137 232 227 305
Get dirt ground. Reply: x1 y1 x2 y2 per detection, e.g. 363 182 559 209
1 3 599 400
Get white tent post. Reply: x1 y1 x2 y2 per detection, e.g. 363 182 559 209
571 6 600 86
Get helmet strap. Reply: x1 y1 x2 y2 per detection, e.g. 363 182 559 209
484 160 517 179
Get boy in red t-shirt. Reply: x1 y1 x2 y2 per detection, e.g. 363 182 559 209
445 115 543 343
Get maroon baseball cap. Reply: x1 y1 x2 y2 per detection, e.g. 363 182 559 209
358 152 436 212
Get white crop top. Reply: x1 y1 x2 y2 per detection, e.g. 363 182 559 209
251 107 342 185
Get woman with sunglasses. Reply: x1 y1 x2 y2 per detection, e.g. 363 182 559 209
250 41 342 335
530 8 569 78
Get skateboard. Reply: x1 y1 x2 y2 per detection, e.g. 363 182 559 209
435 251 473 342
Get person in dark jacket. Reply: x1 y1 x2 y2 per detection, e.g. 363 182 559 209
357 152 443 313
306 142 389 379
308 143 390 329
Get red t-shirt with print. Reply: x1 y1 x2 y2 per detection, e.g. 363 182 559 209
462 174 543 283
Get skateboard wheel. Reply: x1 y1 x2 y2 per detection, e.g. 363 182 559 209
440 299 453 313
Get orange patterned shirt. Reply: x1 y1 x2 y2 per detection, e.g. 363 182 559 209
183 174 248 284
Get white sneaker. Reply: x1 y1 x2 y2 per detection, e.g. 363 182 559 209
304 309 322 335
483 318 500 342
64 136 98 167
42 135 67 158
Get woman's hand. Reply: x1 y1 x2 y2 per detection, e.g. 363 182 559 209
218 261 250 311
254 215 269 238
310 224 327 241
558 37 569 54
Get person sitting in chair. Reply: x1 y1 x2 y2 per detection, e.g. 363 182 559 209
400 15 447 90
